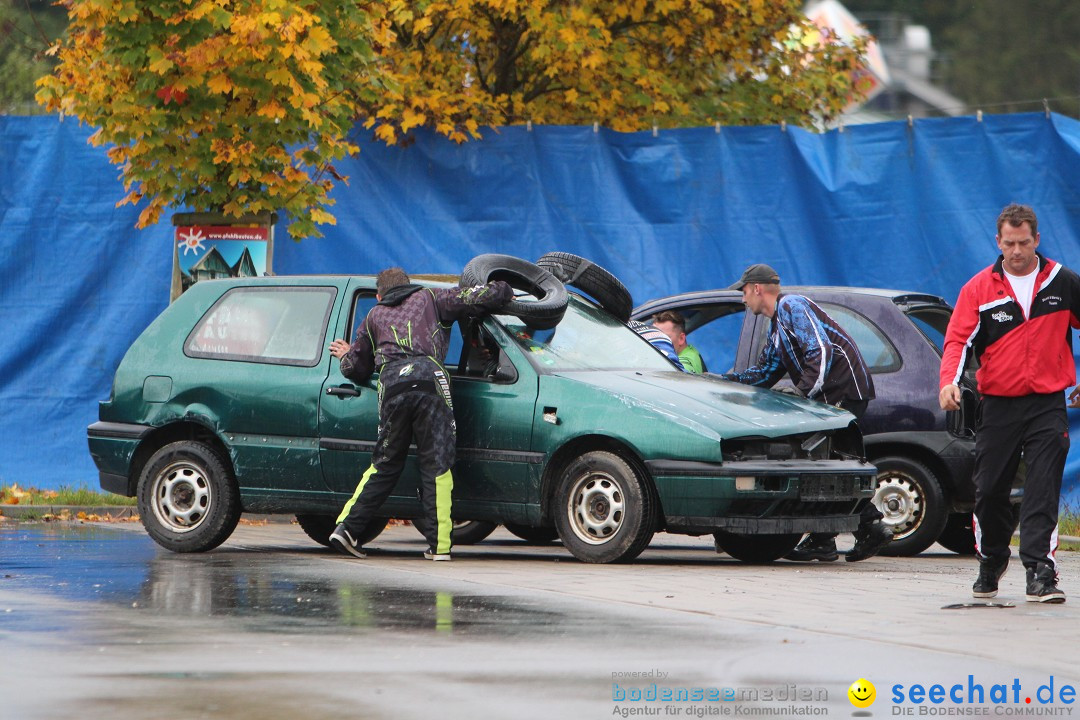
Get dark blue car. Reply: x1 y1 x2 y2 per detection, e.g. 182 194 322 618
633 286 1008 557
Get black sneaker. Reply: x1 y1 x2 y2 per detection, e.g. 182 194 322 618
1025 563 1066 604
972 555 1009 598
785 534 839 562
424 549 452 562
846 520 894 562
329 524 367 558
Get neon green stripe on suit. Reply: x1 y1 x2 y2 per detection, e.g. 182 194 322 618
435 469 454 554
336 464 377 524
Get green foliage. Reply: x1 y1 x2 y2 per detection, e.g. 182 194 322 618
0 0 66 113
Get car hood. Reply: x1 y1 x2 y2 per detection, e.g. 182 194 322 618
552 369 853 437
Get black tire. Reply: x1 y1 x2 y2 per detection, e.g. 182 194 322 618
872 456 948 557
137 440 241 553
504 522 560 544
535 252 633 321
553 451 655 563
461 253 568 330
936 512 977 555
712 531 802 563
936 504 1021 555
452 520 498 545
296 514 389 548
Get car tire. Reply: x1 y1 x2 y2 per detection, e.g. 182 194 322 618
452 520 498 545
504 522 560 544
553 450 655 563
872 456 948 557
935 505 1021 555
936 512 977 555
712 531 802 563
296 514 390 548
461 253 568 329
535 252 633 321
137 440 241 553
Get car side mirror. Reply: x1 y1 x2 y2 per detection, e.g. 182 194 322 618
493 353 518 383
947 384 977 439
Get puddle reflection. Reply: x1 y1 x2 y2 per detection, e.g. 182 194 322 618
1 524 570 637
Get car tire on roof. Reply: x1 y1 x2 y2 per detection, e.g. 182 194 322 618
461 253 568 329
872 455 948 557
296 514 389 548
137 440 241 553
536 252 633 321
554 450 655 563
713 530 802 563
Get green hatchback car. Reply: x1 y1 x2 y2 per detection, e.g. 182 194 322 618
88 275 877 563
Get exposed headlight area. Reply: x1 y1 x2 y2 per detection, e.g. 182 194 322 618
721 431 833 463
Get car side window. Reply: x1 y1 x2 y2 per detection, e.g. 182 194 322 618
186 286 337 367
819 303 901 373
684 310 745 374
750 301 901 374
643 303 747 374
347 290 462 370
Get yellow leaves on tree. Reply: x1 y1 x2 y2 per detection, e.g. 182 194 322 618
37 0 867 239
351 0 867 145
37 0 372 239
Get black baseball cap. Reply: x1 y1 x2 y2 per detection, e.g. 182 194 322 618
729 263 780 290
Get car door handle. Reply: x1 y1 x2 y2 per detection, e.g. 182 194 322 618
326 385 360 397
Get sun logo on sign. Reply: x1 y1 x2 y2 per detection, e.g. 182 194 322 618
177 228 206 256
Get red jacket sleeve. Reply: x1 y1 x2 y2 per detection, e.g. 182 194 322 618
940 280 979 389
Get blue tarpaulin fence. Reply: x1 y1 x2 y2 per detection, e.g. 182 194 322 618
5 112 1080 504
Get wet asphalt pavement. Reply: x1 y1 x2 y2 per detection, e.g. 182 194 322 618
3 521 1080 720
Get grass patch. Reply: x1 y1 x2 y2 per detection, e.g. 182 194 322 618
0 484 136 506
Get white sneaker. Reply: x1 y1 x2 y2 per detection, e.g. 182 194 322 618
424 550 451 562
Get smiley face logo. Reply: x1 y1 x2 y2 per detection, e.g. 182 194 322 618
848 678 876 708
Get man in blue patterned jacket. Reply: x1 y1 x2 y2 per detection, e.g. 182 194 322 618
723 264 890 562
327 267 513 561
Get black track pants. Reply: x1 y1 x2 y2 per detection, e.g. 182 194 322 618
337 375 457 555
973 393 1067 569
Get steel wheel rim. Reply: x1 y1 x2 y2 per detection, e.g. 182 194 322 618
566 471 625 545
150 460 212 533
873 472 923 540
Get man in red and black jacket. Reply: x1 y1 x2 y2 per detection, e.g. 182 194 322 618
940 203 1080 604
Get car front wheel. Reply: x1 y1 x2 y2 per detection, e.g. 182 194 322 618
137 440 241 553
554 451 655 563
872 456 948 557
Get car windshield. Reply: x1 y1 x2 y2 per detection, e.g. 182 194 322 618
495 297 677 372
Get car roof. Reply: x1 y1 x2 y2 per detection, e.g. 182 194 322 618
633 285 948 315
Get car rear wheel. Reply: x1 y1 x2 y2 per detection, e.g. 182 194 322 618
451 520 498 545
504 522 560 544
872 456 948 557
713 531 802 563
554 451 655 563
296 514 389 548
137 440 241 553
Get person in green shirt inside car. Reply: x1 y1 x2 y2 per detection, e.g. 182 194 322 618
653 310 706 374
